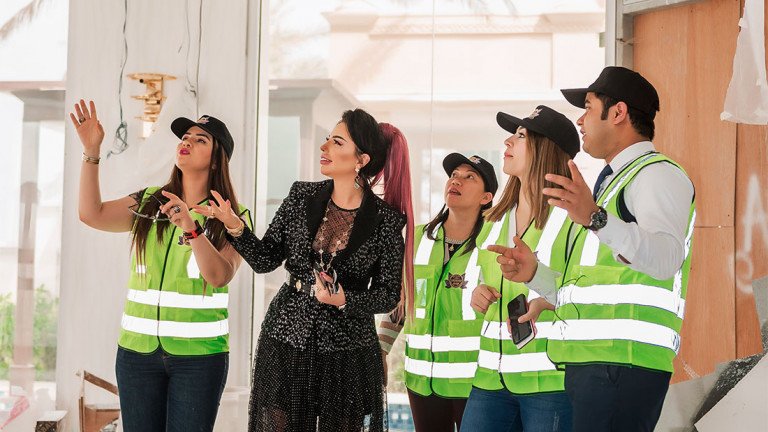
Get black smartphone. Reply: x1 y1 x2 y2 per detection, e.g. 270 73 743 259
507 293 535 349
312 262 338 294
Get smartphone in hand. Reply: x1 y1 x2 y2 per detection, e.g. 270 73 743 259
312 262 339 294
507 293 535 349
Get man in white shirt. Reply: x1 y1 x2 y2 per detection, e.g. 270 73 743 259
489 66 696 432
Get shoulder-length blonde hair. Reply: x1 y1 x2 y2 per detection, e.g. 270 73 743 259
484 130 571 229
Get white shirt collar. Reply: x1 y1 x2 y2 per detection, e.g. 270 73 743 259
607 141 656 173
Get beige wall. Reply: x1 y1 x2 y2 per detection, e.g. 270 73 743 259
634 0 765 383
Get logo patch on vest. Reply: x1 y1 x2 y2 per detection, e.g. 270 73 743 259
445 272 467 289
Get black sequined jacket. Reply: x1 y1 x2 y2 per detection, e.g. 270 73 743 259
230 180 406 352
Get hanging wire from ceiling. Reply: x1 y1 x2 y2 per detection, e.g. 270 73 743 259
179 0 202 118
106 0 129 158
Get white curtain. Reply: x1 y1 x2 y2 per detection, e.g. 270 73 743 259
721 0 768 124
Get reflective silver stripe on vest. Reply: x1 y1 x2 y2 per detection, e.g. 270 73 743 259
550 319 681 353
406 334 480 352
404 357 477 379
535 207 568 267
414 227 437 265
121 314 229 338
673 209 697 307
481 212 507 250
187 255 200 278
477 350 557 373
462 249 482 320
127 289 229 309
459 214 507 320
481 320 555 341
598 153 659 207
556 284 685 319
414 228 436 321
581 231 600 267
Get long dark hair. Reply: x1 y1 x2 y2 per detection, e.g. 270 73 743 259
131 137 240 267
484 130 570 229
341 109 415 319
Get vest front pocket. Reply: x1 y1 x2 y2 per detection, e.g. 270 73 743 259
413 263 439 320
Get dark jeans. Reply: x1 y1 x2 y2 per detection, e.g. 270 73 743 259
461 387 572 432
564 364 670 432
115 346 229 432
407 390 467 432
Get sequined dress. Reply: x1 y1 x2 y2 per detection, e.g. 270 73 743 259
229 180 406 432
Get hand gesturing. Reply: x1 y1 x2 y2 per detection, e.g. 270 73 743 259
69 99 104 155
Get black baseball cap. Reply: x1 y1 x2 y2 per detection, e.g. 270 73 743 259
496 105 580 158
171 115 235 159
561 66 660 119
442 153 498 195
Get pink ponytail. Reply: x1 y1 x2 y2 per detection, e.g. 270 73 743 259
377 123 415 320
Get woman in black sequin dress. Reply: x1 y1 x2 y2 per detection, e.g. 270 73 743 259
206 109 415 431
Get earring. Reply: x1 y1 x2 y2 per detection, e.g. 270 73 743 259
354 167 361 190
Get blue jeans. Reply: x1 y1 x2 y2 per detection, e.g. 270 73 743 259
460 387 572 432
115 347 228 432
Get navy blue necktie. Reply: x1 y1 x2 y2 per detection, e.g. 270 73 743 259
592 165 614 201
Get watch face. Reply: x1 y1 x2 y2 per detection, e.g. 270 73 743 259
590 207 608 231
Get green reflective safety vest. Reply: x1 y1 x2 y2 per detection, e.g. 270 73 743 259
118 187 252 356
404 221 499 398
547 153 696 373
473 207 568 394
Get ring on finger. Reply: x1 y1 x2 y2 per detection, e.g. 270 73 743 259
78 117 86 123
172 205 182 214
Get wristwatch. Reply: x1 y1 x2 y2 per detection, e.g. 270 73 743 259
181 220 205 245
587 207 608 232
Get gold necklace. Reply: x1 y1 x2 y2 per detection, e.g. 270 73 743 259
316 201 354 272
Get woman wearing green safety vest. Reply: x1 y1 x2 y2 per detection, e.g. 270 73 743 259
460 106 579 432
378 153 498 431
71 99 250 432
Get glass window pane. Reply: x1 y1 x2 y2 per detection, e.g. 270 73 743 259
259 1 605 430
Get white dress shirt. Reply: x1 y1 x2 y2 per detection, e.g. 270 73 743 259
528 141 695 303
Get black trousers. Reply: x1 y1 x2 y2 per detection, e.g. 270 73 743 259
407 390 468 432
564 364 671 432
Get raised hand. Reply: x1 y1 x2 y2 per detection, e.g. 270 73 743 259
159 190 196 232
191 190 241 230
542 160 598 227
487 236 538 283
69 99 105 155
470 284 501 314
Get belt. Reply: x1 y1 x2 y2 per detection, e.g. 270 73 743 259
286 272 310 294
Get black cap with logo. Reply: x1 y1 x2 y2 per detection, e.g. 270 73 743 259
171 115 235 159
496 105 580 158
561 66 660 119
442 153 499 195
